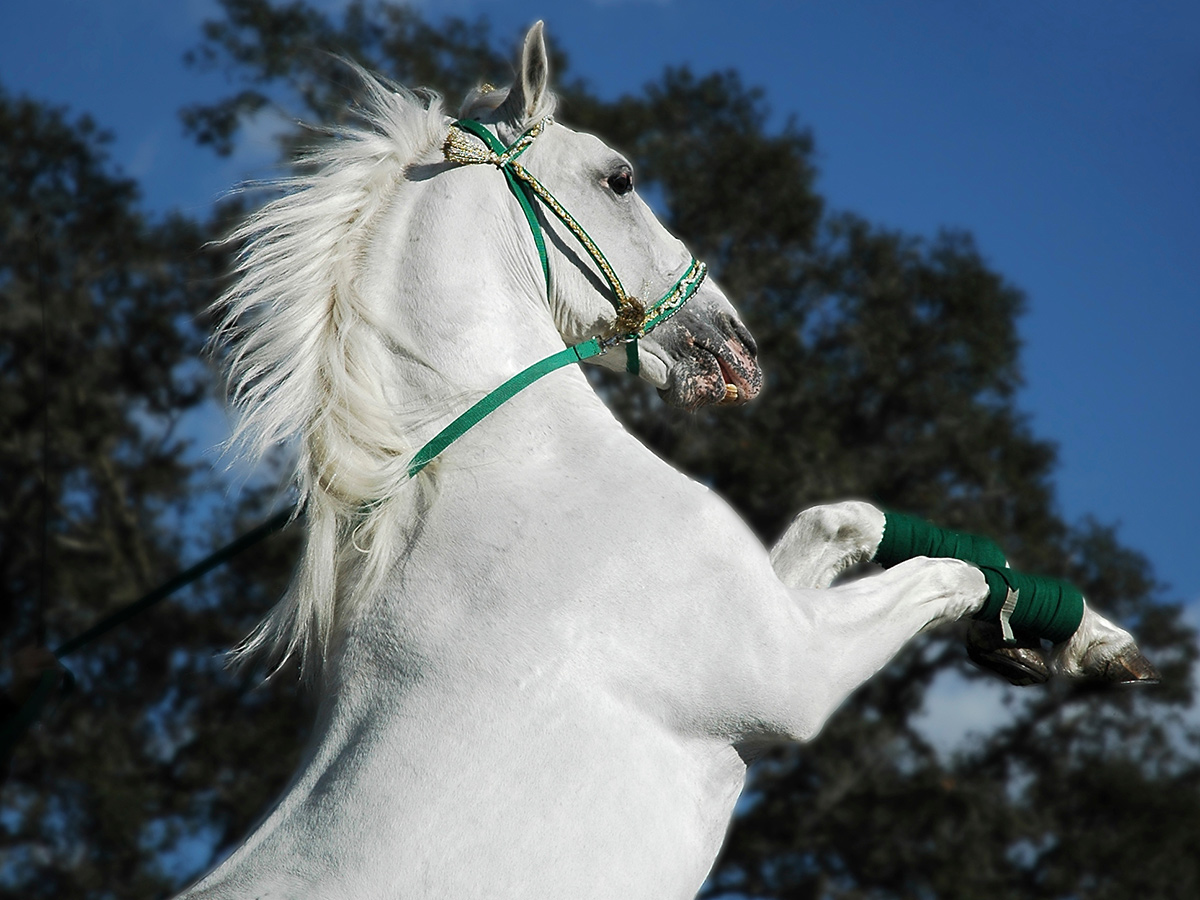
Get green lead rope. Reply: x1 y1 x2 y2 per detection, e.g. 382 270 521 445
0 508 298 763
874 510 1084 644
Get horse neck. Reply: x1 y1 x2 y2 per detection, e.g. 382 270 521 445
300 164 634 727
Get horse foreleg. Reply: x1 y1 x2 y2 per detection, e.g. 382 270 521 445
765 501 1160 695
752 557 990 740
769 501 885 590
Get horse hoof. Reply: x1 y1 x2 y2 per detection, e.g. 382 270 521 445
965 622 1050 686
1095 649 1161 686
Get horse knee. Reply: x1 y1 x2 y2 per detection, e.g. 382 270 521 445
770 501 885 590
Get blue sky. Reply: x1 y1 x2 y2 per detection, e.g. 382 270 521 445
3 0 1198 623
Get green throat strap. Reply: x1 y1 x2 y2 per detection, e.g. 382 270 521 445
406 339 603 478
405 117 708 479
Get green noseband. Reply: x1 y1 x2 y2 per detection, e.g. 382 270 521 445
406 117 707 479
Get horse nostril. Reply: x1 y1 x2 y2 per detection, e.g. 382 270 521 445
726 315 757 357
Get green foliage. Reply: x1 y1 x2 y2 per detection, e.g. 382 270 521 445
2 1 1197 897
0 88 311 898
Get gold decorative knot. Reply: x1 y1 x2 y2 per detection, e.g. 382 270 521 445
614 298 646 336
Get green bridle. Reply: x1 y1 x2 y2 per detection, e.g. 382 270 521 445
406 116 708 478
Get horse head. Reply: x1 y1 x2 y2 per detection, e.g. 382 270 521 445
458 21 763 411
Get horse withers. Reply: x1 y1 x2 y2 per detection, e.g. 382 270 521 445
182 22 1156 899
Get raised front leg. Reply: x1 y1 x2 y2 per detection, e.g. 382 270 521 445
768 502 1160 689
770 501 885 590
752 556 991 741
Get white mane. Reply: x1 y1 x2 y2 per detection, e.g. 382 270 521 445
212 74 439 676
213 68 558 677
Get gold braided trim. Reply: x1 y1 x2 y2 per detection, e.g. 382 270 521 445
442 128 496 167
442 116 639 320
636 259 706 336
496 117 550 166
507 162 628 305
614 298 646 336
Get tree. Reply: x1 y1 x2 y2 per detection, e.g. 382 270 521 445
0 87 310 899
3 1 1196 896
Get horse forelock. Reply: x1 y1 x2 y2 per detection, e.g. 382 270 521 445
213 69 450 679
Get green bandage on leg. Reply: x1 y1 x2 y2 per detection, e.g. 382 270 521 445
875 511 1007 569
975 566 1084 644
873 511 1084 644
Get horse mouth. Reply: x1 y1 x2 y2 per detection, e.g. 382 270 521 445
658 329 763 411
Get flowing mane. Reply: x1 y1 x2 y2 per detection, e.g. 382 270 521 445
211 74 443 675
213 68 559 676
216 77 441 473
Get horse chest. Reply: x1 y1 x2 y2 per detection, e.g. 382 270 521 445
233 664 747 898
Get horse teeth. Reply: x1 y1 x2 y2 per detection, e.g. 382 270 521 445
723 384 738 403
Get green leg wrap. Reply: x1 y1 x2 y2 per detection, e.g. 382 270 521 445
975 566 1084 645
874 511 1006 569
875 511 1083 644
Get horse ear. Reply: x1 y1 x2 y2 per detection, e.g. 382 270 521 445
517 20 550 118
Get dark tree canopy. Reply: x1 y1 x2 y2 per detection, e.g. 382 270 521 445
0 86 310 898
2 2 1197 897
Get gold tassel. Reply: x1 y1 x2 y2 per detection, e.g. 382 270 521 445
443 127 495 167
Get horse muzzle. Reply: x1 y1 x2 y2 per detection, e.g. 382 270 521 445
656 312 763 411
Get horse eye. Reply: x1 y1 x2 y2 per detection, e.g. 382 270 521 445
607 168 633 196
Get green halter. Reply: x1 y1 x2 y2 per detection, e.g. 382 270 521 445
406 117 707 478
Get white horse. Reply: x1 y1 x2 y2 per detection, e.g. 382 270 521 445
183 23 1156 899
